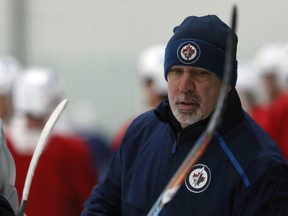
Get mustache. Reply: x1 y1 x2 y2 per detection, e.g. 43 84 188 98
175 93 201 105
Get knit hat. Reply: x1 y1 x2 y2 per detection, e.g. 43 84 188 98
164 15 238 87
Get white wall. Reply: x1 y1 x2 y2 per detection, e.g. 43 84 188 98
0 0 287 138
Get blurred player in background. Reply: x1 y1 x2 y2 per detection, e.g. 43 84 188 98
0 56 21 215
69 101 112 175
236 60 271 129
253 43 288 159
112 44 168 152
0 56 21 128
6 67 98 216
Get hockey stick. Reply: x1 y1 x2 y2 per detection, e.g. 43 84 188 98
147 6 238 216
17 99 69 216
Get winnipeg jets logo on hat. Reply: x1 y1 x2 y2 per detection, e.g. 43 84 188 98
185 164 211 193
177 41 201 64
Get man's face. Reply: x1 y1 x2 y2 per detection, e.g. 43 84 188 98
167 65 222 128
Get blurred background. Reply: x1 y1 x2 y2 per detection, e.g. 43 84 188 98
0 0 288 140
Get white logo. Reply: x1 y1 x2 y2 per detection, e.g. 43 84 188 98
185 164 211 193
177 41 201 64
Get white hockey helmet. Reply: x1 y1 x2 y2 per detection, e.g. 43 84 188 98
137 44 167 96
253 43 284 75
236 61 266 104
253 42 287 88
279 43 288 86
0 56 21 95
236 61 258 91
13 67 64 118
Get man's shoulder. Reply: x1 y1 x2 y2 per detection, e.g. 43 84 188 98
129 109 161 129
223 115 287 179
120 109 169 151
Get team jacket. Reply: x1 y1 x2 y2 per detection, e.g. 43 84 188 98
82 89 288 215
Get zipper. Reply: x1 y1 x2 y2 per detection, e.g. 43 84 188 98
171 132 181 154
159 132 182 193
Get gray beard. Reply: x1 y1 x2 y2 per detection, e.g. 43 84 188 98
172 105 203 127
170 93 203 128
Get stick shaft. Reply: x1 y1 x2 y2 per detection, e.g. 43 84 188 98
17 99 68 216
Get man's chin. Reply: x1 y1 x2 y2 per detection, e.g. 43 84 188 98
176 114 201 126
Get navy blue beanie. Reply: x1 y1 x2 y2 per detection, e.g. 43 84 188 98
164 15 238 87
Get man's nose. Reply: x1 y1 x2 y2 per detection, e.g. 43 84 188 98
178 72 196 92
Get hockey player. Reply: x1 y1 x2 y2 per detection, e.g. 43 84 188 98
7 67 98 216
112 44 167 152
137 44 168 109
69 101 113 175
0 56 21 128
253 43 288 159
235 61 270 129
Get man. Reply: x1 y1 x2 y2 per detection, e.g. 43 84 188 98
7 67 98 216
82 15 288 215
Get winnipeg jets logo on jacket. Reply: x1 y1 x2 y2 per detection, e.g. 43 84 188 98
185 164 211 193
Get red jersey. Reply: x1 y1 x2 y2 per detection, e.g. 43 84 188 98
7 134 97 216
250 104 270 131
264 93 288 159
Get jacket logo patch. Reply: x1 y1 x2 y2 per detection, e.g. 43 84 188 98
185 164 211 193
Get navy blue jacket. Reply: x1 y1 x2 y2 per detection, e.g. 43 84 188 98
82 89 288 215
